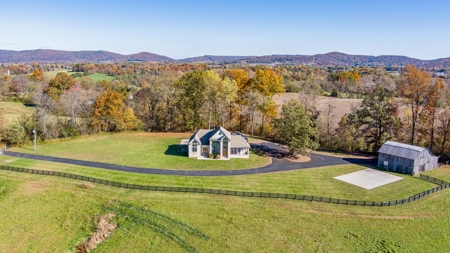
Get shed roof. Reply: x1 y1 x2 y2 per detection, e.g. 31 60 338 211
378 141 425 160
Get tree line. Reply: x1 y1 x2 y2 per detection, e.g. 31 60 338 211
0 63 449 158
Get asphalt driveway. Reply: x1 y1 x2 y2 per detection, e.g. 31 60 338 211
2 142 377 177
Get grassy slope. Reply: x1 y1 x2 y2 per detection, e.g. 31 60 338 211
0 101 36 124
0 168 449 252
86 73 114 82
0 155 436 202
11 132 270 171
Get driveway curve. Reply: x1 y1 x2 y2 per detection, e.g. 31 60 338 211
3 147 377 177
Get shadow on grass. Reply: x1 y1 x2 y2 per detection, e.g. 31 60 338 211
342 157 378 167
164 145 187 157
14 146 35 152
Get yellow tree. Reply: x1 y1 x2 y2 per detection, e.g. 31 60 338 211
224 69 249 130
421 78 446 150
90 90 139 132
255 69 284 135
202 70 222 129
398 65 431 145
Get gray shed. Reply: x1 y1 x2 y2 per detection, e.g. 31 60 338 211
378 141 438 175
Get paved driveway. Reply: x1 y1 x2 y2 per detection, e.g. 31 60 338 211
3 144 377 177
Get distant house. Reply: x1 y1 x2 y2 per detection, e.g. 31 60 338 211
378 141 438 175
181 126 250 159
363 82 375 88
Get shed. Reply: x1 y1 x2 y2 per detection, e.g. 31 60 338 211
377 141 438 175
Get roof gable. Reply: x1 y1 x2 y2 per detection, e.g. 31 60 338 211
378 141 425 160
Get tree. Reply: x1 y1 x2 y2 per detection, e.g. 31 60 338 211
254 69 284 135
420 78 446 151
355 86 400 152
90 90 139 132
46 73 75 100
397 65 431 145
273 99 319 155
175 71 207 130
224 69 249 131
3 122 26 146
203 70 222 129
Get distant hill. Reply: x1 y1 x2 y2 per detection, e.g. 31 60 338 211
182 52 450 68
0 49 173 63
1 49 450 68
180 55 252 63
237 52 450 68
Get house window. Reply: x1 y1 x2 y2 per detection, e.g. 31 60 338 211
192 142 198 153
212 141 220 155
231 148 248 155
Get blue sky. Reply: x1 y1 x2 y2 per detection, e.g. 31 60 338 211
1 0 449 60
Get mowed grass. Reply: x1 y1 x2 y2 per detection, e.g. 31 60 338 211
11 132 271 170
0 155 437 201
0 101 36 124
0 169 449 252
85 73 114 82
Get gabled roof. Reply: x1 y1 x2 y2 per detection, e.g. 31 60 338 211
230 135 250 148
378 141 425 160
188 126 249 147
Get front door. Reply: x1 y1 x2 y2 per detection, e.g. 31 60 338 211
223 149 228 158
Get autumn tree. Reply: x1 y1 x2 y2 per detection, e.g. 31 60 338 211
273 99 319 155
46 73 75 100
254 69 284 135
90 90 139 132
398 65 431 145
224 69 249 131
175 71 207 130
420 78 446 151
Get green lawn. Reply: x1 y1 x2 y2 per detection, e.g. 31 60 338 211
85 73 115 82
0 168 449 252
0 101 36 124
11 132 271 170
0 155 436 201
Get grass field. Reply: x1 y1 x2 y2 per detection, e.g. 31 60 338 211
11 132 271 171
44 69 72 79
0 165 449 252
0 155 436 201
85 73 115 82
0 101 36 124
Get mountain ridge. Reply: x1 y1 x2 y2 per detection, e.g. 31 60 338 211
0 49 449 68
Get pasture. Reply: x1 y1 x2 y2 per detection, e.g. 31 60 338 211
11 132 270 170
0 161 449 252
0 101 36 124
84 73 114 82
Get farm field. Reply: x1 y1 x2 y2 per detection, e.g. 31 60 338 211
83 73 114 82
274 93 362 129
0 101 36 124
44 70 114 82
44 69 74 78
0 165 449 252
11 132 271 171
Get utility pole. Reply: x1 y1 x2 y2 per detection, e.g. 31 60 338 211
33 128 36 152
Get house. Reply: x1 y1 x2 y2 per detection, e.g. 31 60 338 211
183 126 250 159
377 141 438 175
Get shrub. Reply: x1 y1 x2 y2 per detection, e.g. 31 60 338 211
209 153 214 159
216 154 221 159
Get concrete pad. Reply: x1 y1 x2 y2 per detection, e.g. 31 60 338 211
334 168 403 190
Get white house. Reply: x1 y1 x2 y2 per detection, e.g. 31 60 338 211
183 126 250 159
